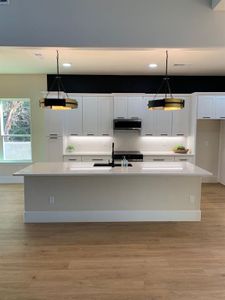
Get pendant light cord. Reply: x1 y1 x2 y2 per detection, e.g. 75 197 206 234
154 50 173 100
46 50 70 99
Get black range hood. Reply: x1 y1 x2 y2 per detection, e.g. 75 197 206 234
113 118 142 131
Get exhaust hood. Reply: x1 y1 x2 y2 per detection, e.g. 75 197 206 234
113 118 142 131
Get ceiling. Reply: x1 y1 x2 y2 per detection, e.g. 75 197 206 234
1 47 225 76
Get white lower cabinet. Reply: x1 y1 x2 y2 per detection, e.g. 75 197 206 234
81 156 111 163
46 136 63 162
63 156 82 162
174 156 194 163
144 156 174 162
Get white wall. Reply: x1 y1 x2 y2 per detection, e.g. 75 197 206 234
196 120 220 182
0 0 225 48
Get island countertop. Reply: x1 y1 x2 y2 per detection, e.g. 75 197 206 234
14 162 211 177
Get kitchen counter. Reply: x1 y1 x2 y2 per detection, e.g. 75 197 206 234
15 162 210 177
15 162 211 223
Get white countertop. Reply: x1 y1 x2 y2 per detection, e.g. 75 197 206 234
14 162 211 177
63 151 194 156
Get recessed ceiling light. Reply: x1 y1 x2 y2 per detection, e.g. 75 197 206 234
148 63 158 69
63 63 72 68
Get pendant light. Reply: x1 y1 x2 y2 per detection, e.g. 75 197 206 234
148 51 185 111
39 50 78 110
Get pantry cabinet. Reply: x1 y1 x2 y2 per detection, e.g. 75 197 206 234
45 110 64 136
197 95 225 119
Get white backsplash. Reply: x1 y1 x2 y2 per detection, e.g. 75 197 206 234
65 132 188 154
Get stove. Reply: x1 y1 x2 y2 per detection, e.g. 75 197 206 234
114 151 143 162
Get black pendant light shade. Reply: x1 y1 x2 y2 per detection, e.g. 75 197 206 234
39 51 78 110
148 51 185 111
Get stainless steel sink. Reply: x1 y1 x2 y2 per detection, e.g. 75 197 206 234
93 163 133 167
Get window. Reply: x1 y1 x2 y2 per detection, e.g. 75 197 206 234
0 99 32 161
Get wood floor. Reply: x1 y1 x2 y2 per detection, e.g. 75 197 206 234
0 184 225 300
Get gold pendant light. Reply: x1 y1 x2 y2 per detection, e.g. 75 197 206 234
39 50 78 110
148 51 185 111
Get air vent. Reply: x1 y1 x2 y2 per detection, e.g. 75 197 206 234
0 0 9 4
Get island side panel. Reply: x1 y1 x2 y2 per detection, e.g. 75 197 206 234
24 175 202 223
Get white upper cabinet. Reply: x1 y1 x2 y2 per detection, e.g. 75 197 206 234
114 96 142 119
197 95 215 119
63 96 83 136
114 97 127 118
172 96 190 136
83 96 98 136
45 110 64 136
127 97 142 119
98 96 113 136
141 97 156 136
155 110 172 136
215 96 225 119
83 96 113 136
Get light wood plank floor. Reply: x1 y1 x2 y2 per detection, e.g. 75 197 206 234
0 183 225 300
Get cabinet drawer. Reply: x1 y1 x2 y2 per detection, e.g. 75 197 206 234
63 156 82 162
144 156 174 162
174 156 193 162
82 156 111 162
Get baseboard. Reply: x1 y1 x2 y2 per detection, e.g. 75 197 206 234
0 176 24 184
24 210 201 223
202 176 218 183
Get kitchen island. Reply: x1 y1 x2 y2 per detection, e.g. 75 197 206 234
15 162 211 223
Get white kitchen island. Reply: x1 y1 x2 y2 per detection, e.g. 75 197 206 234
15 162 211 223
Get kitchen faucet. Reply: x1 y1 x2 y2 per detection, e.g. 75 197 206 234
111 142 115 168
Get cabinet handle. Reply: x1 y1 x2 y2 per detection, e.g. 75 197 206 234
160 134 168 136
176 133 184 136
145 133 153 136
87 133 94 136
153 159 165 161
70 134 78 136
179 159 188 161
92 158 104 161
68 158 77 161
202 117 210 119
49 137 58 140
117 117 125 119
49 134 58 136
102 134 109 136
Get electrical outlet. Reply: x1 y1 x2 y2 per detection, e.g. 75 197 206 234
49 196 55 205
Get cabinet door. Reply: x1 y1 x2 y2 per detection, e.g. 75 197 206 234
155 110 172 136
83 97 98 136
172 96 190 136
46 136 63 162
45 110 63 136
98 97 113 136
63 96 83 136
215 96 225 119
127 97 142 119
141 97 156 136
63 156 82 162
113 97 128 119
197 95 215 119
82 156 111 163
